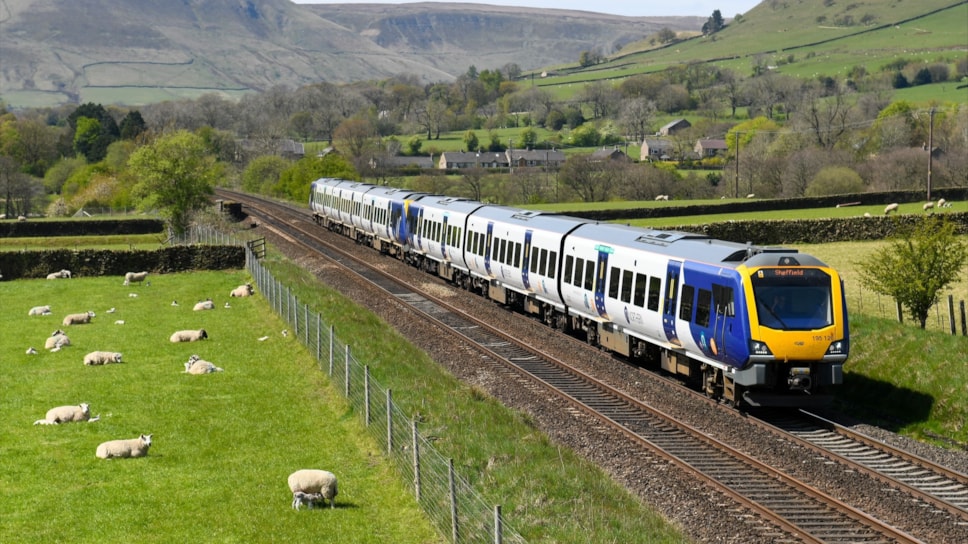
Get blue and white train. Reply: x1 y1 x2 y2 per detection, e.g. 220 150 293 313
310 178 849 407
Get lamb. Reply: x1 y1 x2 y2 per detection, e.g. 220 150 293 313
83 351 123 365
193 299 215 311
96 434 152 459
62 311 95 326
46 269 71 280
230 283 254 297
123 271 149 285
292 491 326 510
938 198 949 208
44 330 70 350
288 469 338 509
884 202 899 214
28 305 52 316
184 354 223 374
33 402 99 425
169 329 208 343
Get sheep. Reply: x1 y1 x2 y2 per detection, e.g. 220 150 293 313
123 271 149 286
292 491 325 510
34 402 99 425
44 330 70 350
62 311 95 326
884 202 899 215
26 347 38 355
96 434 152 459
28 305 52 316
746 193 755 199
184 354 223 374
46 269 71 280
193 299 215 311
83 351 123 365
230 283 254 297
288 469 338 509
169 329 208 343
938 198 950 208
923 201 935 211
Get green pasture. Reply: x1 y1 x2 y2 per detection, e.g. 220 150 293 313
0 271 441 544
0 234 166 252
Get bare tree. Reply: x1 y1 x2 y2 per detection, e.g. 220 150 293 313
619 98 657 143
579 81 620 120
794 82 855 149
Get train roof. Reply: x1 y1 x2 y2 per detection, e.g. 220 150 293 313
569 222 812 267
468 206 589 233
412 195 486 214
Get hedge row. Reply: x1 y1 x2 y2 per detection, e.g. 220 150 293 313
0 245 245 281
0 218 165 237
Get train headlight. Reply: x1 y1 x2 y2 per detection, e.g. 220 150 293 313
826 340 846 355
749 340 773 356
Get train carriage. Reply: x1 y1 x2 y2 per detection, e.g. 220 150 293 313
404 195 484 281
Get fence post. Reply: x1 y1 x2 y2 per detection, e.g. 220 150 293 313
412 420 421 502
304 305 309 345
364 365 371 426
961 300 966 336
345 345 351 398
316 313 321 364
387 389 393 454
494 505 503 544
449 458 460 544
949 295 956 335
895 300 903 323
329 326 334 376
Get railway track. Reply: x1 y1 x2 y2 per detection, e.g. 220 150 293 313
217 189 968 543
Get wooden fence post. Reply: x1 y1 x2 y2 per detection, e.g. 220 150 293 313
948 295 956 335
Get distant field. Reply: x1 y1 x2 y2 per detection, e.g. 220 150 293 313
0 234 165 252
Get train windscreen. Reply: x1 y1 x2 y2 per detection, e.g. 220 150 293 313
751 268 833 330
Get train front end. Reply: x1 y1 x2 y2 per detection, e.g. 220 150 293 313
737 252 849 406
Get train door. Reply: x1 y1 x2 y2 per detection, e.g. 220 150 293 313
522 230 533 290
484 222 494 277
662 260 681 345
593 245 612 319
389 201 406 245
711 283 737 364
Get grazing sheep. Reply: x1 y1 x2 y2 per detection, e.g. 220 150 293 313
83 351 123 365
44 330 70 350
171 300 179 306
230 283 254 297
114 320 125 325
46 269 71 280
923 201 935 211
288 470 338 509
123 271 149 286
26 347 37 355
746 193 755 199
193 299 215 311
62 311 95 326
28 305 52 316
938 198 949 208
292 491 325 510
96 434 152 459
184 354 223 374
884 202 899 215
34 403 99 425
169 329 208 343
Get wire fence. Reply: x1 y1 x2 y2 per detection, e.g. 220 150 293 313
845 281 968 335
188 225 526 544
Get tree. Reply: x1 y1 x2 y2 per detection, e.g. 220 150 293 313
128 130 221 236
857 216 968 329
463 130 479 152
702 10 725 35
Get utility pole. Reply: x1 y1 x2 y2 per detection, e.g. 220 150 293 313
734 131 740 198
928 108 935 201
508 138 513 175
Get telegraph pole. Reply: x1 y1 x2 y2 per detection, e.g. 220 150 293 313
927 108 935 201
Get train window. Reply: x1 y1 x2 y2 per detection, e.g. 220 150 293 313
679 285 695 321
584 260 595 290
633 273 647 307
564 255 574 284
608 267 620 299
695 289 712 327
514 243 522 268
531 248 539 273
713 284 735 317
548 251 557 279
540 249 548 276
647 276 661 311
492 239 499 260
501 239 509 264
621 270 633 303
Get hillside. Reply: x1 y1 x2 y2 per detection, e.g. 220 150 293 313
0 0 702 108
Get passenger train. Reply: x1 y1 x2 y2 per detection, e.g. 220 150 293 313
309 178 849 407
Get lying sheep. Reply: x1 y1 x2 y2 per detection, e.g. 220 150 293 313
96 434 152 459
288 469 338 509
292 491 325 510
84 351 123 365
46 269 71 280
44 330 70 350
884 202 899 215
33 403 99 425
184 354 223 374
230 283 254 297
62 311 95 326
170 329 208 343
123 271 149 285
28 305 52 316
193 299 215 311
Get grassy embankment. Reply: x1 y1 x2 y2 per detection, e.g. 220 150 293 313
0 265 688 543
